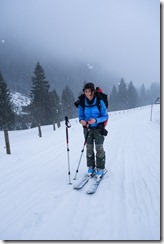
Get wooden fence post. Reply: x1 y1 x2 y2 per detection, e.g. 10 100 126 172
53 122 56 131
150 103 153 121
38 123 42 137
4 129 11 154
57 121 61 128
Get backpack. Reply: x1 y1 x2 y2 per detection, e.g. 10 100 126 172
95 90 108 109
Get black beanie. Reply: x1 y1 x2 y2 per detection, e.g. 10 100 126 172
83 82 95 92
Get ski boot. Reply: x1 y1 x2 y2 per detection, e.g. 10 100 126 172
96 168 105 180
87 166 95 177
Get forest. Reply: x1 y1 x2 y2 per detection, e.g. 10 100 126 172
0 62 160 130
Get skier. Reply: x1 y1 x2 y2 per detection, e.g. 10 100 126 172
77 82 108 178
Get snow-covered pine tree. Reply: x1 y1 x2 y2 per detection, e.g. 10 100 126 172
127 81 138 109
49 89 62 124
117 78 128 110
0 72 15 130
30 62 51 126
61 85 76 119
109 85 118 111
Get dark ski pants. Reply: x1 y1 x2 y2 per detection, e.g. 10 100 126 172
84 127 105 169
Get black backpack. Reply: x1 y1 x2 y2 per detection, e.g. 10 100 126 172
74 91 108 111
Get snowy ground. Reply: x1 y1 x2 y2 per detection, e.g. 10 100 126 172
0 104 160 240
10 91 31 114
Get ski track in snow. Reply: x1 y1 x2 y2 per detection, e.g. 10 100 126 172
0 105 160 240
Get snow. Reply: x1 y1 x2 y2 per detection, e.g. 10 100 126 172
10 92 31 114
0 105 160 240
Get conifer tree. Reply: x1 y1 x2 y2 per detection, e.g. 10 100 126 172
61 85 76 119
139 83 147 106
127 81 138 109
49 89 61 123
109 85 118 111
149 82 160 103
117 78 128 110
30 62 51 126
0 72 15 130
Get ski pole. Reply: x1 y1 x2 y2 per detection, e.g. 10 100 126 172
65 116 72 185
73 125 90 180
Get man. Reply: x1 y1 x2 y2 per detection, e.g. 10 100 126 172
78 82 108 178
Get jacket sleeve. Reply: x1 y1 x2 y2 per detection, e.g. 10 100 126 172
96 100 108 124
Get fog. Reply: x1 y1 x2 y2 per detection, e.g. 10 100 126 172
0 0 160 88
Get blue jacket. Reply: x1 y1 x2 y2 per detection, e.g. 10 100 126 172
78 97 108 128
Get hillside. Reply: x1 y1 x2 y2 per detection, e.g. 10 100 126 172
0 104 160 240
10 91 31 114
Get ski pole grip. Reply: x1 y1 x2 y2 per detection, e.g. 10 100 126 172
65 116 71 128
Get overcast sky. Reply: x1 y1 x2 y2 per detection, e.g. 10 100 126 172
0 0 160 88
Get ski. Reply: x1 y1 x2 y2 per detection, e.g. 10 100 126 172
86 169 107 194
73 173 95 190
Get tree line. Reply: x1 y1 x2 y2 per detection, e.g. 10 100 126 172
0 63 77 130
0 62 160 130
109 78 160 111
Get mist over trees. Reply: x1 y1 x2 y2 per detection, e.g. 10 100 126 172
28 63 77 127
0 63 160 131
109 78 160 111
0 50 116 98
127 81 138 109
61 85 77 120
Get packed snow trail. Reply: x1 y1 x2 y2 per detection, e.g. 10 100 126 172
0 105 160 240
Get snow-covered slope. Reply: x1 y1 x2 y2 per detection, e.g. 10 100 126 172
10 91 31 114
0 105 160 240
